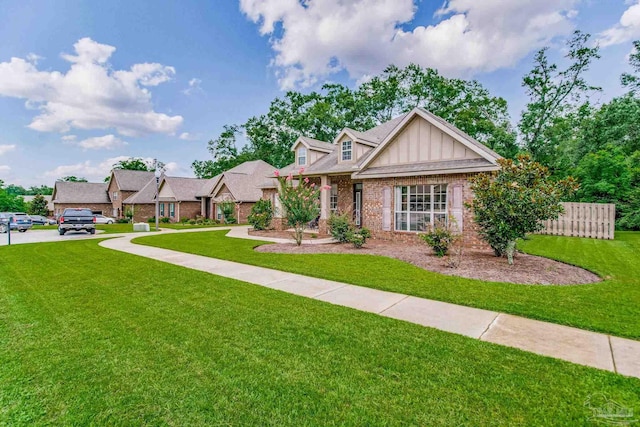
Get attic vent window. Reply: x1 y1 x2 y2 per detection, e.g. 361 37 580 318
342 140 352 161
298 147 307 165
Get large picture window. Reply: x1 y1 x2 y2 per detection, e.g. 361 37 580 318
394 184 447 232
341 140 352 161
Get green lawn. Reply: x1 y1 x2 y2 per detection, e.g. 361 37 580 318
135 231 640 339
0 239 638 425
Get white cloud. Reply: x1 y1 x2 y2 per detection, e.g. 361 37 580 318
61 135 77 142
182 77 202 95
240 0 579 88
72 134 128 150
0 37 183 137
598 0 640 46
44 156 179 181
0 165 10 173
0 144 16 155
179 132 198 140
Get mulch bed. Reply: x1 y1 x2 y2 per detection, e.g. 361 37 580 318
249 229 331 240
254 238 601 285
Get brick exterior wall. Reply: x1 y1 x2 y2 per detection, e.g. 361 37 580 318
54 203 113 216
126 203 156 223
176 202 201 222
359 174 487 250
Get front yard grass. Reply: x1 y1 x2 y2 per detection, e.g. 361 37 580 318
135 230 640 339
0 239 638 424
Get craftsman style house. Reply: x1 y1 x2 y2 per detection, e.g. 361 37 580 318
265 107 502 247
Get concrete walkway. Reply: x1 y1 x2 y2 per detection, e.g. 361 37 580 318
98 229 640 380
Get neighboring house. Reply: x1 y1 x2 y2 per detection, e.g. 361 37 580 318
52 182 112 216
106 169 155 219
22 195 54 216
197 160 277 223
266 107 501 248
157 176 209 221
122 177 160 223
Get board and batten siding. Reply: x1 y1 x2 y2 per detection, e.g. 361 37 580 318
369 117 481 167
538 202 615 240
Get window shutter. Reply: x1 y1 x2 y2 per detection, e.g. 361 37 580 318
382 187 391 231
450 184 463 232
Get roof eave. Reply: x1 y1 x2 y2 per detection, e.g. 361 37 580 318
352 165 500 180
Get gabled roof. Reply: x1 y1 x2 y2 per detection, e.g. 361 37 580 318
159 177 209 202
122 177 159 204
358 108 501 171
199 160 278 202
109 169 155 192
52 182 110 204
294 136 335 153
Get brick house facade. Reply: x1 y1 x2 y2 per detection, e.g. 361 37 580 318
266 108 501 249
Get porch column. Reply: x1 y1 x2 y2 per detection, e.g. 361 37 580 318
319 175 330 220
319 176 330 235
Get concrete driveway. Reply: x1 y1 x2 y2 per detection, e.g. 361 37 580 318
0 228 117 246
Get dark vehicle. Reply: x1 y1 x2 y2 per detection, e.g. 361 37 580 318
29 214 56 225
58 208 96 235
0 212 32 233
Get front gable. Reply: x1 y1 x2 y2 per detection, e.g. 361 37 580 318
158 181 175 199
212 182 234 201
368 116 482 168
292 138 330 167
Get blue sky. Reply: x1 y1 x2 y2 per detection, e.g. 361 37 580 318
0 0 638 187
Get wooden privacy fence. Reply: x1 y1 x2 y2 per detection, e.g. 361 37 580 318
537 202 615 240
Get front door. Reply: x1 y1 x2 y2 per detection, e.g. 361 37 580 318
353 183 362 227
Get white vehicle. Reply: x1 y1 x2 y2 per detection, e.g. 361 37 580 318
93 214 115 224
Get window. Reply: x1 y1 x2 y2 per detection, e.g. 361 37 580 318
298 147 307 165
160 203 165 217
330 184 338 212
113 191 118 200
169 203 175 218
341 140 352 161
394 184 447 232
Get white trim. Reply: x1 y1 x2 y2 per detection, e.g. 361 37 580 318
291 137 333 154
352 165 500 180
358 108 501 171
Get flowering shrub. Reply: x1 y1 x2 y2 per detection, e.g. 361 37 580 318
346 227 371 249
247 199 273 230
276 168 329 245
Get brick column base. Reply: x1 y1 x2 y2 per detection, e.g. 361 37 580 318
318 219 328 235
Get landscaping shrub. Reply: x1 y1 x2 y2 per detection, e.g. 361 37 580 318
346 227 371 249
160 217 171 223
247 199 273 230
188 219 197 225
147 217 155 223
180 217 190 223
219 201 236 224
116 218 130 224
328 212 353 243
420 219 457 257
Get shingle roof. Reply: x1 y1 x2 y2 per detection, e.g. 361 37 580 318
122 178 158 204
205 160 277 202
111 169 155 192
160 177 210 202
299 136 335 152
359 114 407 143
52 182 110 204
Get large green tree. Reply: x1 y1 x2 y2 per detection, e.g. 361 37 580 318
27 194 49 216
519 31 600 175
58 176 88 182
0 180 26 211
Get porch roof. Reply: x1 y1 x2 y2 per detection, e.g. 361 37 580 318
353 158 499 179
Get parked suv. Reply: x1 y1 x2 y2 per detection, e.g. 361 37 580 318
0 212 33 233
58 208 96 235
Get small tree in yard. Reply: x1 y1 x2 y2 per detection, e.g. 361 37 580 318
27 194 49 216
468 154 578 264
219 201 236 224
276 169 327 245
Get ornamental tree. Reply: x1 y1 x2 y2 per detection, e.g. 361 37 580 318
468 154 578 264
27 194 49 216
276 169 328 245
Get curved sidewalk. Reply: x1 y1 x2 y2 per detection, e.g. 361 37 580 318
99 229 640 380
